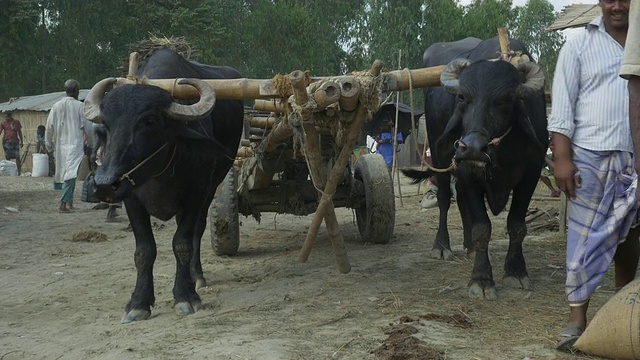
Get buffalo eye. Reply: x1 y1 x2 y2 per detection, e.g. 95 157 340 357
457 94 466 103
143 115 157 127
494 95 515 106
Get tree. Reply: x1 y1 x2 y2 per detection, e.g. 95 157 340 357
462 0 514 40
511 0 565 91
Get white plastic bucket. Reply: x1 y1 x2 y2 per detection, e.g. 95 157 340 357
32 153 49 177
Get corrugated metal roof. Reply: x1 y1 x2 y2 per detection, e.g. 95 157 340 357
547 4 600 31
0 90 89 113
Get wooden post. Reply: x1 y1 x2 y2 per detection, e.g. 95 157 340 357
498 27 510 54
128 52 139 78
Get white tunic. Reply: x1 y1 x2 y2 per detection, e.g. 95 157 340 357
45 96 86 182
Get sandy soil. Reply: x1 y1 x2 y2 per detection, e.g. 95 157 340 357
0 175 613 360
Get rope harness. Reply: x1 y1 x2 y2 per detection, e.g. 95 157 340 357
118 142 177 186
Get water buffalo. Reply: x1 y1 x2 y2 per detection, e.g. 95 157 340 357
403 37 547 299
83 48 244 322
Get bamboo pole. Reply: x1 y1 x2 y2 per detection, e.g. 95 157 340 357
254 99 285 113
110 64 444 101
250 116 278 129
392 50 403 207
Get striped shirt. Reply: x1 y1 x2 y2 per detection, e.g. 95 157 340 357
548 16 632 153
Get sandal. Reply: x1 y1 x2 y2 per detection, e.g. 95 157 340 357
556 325 584 352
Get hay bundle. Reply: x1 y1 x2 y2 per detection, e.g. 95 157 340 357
120 35 199 73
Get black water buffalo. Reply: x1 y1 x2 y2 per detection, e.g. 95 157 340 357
403 36 548 300
83 48 244 322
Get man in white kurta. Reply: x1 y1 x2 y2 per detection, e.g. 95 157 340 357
45 79 86 212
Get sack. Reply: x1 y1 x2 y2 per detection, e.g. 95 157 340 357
81 172 100 203
0 160 17 176
574 278 640 359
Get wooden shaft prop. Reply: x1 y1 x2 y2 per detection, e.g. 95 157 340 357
262 120 292 153
299 104 367 266
300 123 351 273
289 71 351 273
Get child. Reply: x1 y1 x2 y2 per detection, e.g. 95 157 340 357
35 125 46 154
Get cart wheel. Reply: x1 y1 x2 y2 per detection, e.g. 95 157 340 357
210 168 240 256
353 154 395 244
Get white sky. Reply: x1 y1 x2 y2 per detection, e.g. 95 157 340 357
458 0 597 12
458 0 599 40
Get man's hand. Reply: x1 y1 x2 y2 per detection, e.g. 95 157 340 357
553 157 580 199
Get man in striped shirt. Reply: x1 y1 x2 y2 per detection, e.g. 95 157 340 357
548 0 639 352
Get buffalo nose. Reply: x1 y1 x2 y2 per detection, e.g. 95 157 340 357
93 173 118 187
455 136 488 162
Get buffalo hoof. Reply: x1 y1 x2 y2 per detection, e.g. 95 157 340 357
175 300 204 316
431 248 453 260
468 283 498 300
503 276 532 290
121 309 151 324
195 276 207 290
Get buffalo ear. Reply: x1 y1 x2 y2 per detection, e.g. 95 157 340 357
515 101 546 153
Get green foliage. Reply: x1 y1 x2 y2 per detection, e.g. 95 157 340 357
512 0 565 91
0 0 563 104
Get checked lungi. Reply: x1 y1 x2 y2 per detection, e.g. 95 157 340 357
566 145 639 305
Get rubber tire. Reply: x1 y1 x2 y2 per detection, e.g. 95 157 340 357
353 154 395 244
210 168 240 256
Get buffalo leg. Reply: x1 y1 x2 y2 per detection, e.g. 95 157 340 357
122 198 157 323
432 172 453 260
502 176 536 290
461 177 497 300
172 212 203 316
190 203 211 290
455 183 474 256
175 210 205 288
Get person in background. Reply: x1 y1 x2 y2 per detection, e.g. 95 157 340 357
0 111 24 175
548 0 640 351
375 123 403 172
46 79 86 213
35 125 46 154
621 0 640 197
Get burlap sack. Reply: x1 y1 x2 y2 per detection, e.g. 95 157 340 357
574 278 640 359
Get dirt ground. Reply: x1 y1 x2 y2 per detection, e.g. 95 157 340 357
0 174 616 360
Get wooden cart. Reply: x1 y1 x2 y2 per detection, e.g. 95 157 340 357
117 53 444 273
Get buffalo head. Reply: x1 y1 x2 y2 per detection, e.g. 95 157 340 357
83 78 216 202
438 59 544 171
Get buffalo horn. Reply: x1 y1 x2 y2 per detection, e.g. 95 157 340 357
516 62 545 98
166 78 216 122
84 77 117 123
440 58 472 94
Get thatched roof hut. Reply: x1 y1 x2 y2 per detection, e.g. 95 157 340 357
547 4 600 31
0 90 89 173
